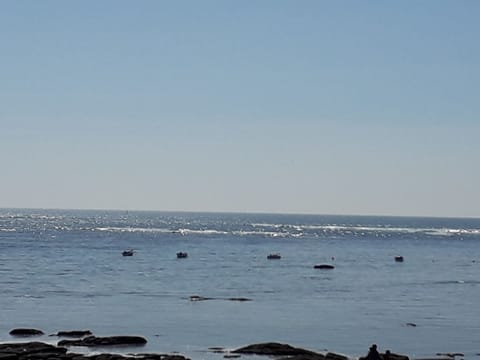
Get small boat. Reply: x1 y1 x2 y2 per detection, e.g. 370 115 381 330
122 249 134 256
313 264 335 269
395 256 404 262
177 252 188 259
267 253 281 260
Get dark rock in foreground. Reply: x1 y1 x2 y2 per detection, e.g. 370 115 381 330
325 352 349 360
0 342 188 360
133 354 191 360
58 335 147 347
0 342 67 357
52 330 93 337
9 328 44 337
359 352 409 360
232 342 324 358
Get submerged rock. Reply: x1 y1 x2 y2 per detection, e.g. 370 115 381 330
58 335 147 347
9 328 44 337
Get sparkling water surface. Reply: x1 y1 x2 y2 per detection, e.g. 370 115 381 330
1 209 479 359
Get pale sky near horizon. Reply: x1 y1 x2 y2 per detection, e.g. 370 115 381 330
1 1 479 217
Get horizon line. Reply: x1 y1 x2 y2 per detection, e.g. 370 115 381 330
1 206 479 221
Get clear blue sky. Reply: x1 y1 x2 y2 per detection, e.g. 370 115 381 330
1 1 479 217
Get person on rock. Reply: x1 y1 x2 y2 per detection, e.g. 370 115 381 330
365 344 382 360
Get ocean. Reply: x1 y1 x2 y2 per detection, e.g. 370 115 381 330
0 209 479 359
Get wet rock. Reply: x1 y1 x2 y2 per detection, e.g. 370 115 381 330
0 354 17 360
0 342 67 356
132 355 190 360
325 352 349 360
53 330 93 337
9 328 44 337
0 342 190 360
277 355 326 360
58 335 147 347
436 353 464 358
189 295 213 301
381 351 409 360
313 264 335 270
232 342 323 358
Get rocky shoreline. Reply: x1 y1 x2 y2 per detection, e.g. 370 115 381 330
0 328 463 360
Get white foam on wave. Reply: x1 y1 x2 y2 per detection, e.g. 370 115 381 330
174 229 229 236
251 222 480 237
96 226 172 234
94 224 480 237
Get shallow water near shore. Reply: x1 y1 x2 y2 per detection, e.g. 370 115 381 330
1 209 480 359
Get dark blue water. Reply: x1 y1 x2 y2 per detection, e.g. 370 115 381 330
1 209 479 359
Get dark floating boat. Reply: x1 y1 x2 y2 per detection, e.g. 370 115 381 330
177 252 188 259
395 256 404 262
313 264 335 270
122 249 134 256
267 253 281 260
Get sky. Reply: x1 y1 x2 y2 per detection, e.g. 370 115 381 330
1 1 479 217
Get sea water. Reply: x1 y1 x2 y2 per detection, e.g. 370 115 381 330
0 209 479 359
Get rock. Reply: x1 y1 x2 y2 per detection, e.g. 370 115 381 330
406 323 417 327
58 335 147 347
0 341 191 360
313 264 335 270
0 342 67 356
232 342 323 358
9 328 44 337
436 353 464 358
189 295 213 301
0 354 17 360
53 330 93 337
132 355 190 360
277 355 326 360
381 351 409 360
325 352 349 360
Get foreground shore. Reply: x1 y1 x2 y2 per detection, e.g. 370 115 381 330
0 329 466 360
